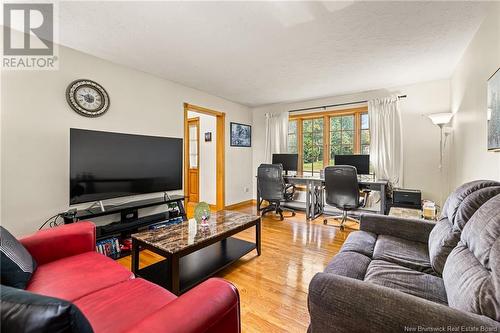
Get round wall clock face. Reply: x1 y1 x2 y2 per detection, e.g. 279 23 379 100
66 79 110 117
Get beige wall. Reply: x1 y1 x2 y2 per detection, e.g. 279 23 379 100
1 44 253 236
252 79 451 205
3 6 498 237
450 3 500 189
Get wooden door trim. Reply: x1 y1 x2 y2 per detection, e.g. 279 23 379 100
215 113 225 211
184 103 225 210
185 103 225 117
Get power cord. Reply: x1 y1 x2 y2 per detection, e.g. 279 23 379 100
39 213 63 230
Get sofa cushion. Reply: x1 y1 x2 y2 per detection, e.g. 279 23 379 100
339 231 377 258
0 226 37 289
444 180 500 229
27 252 133 301
1 284 93 333
443 193 500 321
324 251 371 280
429 180 500 275
428 217 458 275
75 278 176 333
373 235 433 275
364 260 448 305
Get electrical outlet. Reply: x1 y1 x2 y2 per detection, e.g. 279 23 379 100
244 187 249 193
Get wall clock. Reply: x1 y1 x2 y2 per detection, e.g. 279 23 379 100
66 79 110 117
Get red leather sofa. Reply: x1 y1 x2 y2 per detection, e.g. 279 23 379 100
19 221 241 333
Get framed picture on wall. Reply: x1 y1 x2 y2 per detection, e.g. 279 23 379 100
487 67 500 151
230 122 251 147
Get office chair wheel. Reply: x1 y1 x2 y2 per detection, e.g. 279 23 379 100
323 219 328 225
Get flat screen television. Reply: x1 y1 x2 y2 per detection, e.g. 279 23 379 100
272 153 298 173
334 154 370 175
70 128 183 204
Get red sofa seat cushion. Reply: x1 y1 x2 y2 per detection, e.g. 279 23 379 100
75 278 177 333
27 251 133 301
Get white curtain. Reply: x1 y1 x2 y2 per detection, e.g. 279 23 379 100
368 96 403 187
264 111 289 163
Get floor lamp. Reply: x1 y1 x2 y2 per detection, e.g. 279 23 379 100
427 112 454 169
427 112 453 208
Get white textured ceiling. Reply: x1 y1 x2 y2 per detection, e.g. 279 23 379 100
58 1 489 106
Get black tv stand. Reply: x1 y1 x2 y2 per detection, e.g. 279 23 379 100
68 195 187 259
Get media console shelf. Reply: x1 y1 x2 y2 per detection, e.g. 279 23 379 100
68 195 187 259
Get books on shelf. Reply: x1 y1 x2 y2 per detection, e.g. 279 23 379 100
148 216 184 230
95 216 185 258
96 237 121 257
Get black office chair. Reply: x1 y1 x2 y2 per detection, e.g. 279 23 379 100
323 165 368 229
257 164 296 221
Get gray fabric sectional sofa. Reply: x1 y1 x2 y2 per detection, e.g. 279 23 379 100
308 180 500 332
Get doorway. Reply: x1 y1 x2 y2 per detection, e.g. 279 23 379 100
184 103 225 210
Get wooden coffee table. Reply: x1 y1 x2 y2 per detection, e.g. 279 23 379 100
131 210 261 295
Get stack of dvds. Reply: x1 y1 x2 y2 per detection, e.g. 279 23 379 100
149 217 184 230
96 237 121 257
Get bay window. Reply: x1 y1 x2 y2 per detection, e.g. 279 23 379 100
289 107 369 175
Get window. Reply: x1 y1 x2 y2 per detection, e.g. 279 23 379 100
360 113 370 154
330 114 354 165
288 119 298 153
288 107 369 173
302 118 323 175
188 123 199 168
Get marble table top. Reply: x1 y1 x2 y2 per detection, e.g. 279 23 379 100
132 210 260 255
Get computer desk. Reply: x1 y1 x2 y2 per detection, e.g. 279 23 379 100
256 174 388 220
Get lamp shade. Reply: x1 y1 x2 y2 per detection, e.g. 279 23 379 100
427 112 453 126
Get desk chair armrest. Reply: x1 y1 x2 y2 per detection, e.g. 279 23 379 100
360 189 371 208
284 183 295 201
359 213 435 243
308 273 500 333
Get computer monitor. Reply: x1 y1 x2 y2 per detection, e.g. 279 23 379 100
334 154 370 175
272 153 298 173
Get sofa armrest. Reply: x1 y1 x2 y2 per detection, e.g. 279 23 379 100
308 273 500 333
128 278 240 333
20 222 96 265
360 213 435 243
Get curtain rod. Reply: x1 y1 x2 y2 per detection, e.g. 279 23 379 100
288 95 407 113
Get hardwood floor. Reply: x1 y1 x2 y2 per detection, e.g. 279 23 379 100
117 204 356 332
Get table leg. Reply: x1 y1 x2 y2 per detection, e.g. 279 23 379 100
131 239 139 275
311 184 317 219
319 184 324 215
305 181 311 220
169 254 180 296
256 220 261 256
